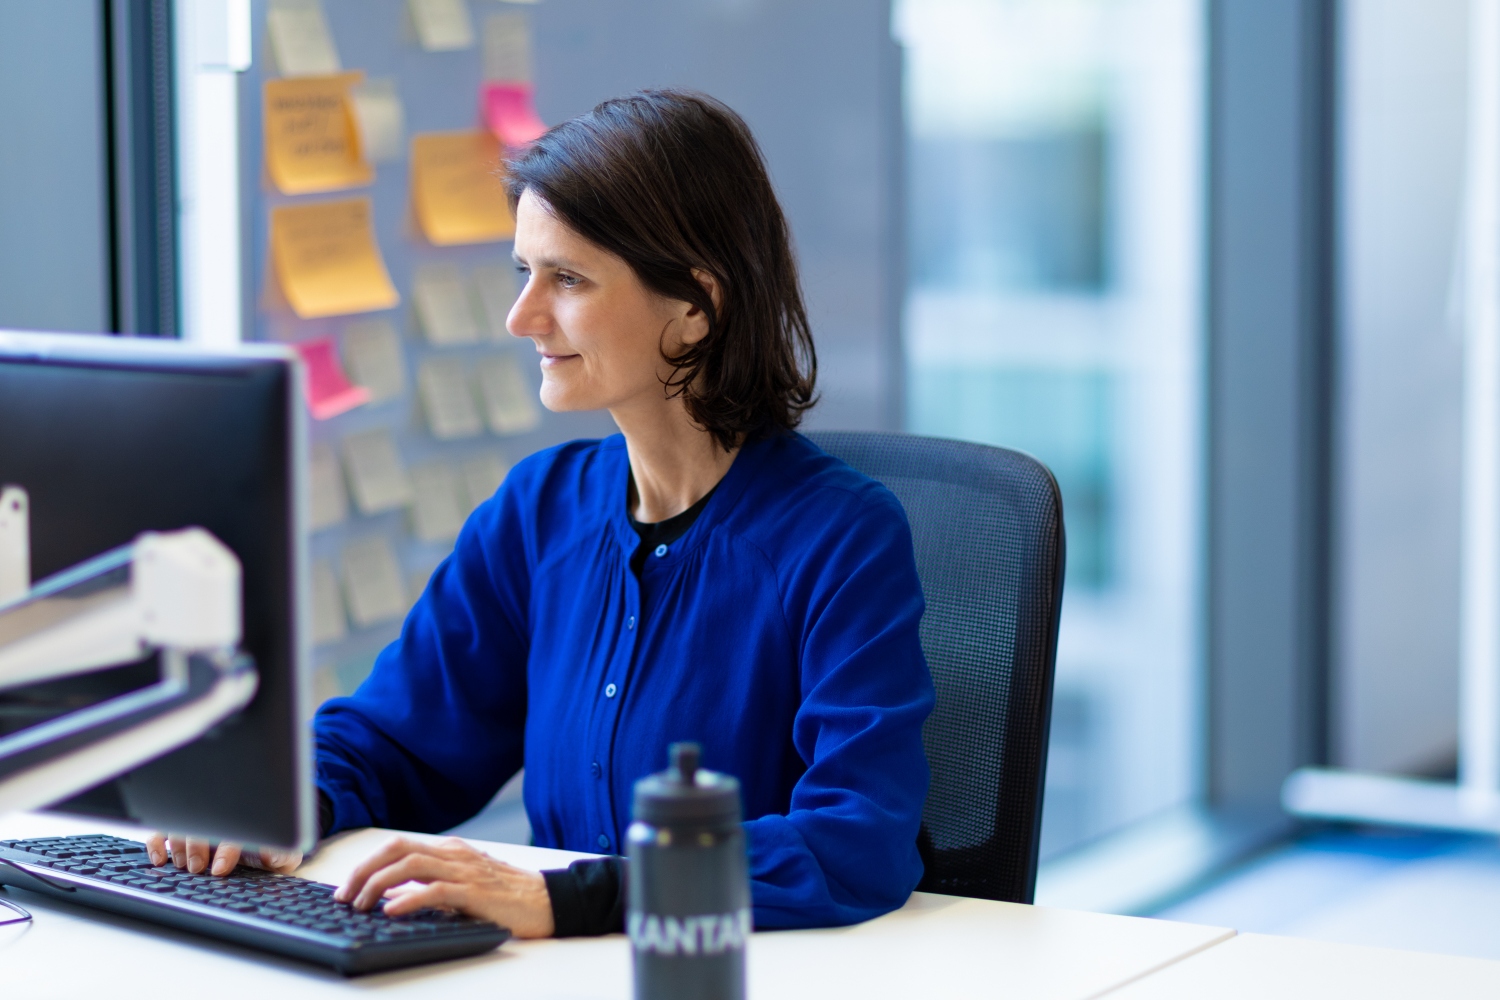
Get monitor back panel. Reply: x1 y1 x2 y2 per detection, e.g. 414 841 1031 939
0 347 309 849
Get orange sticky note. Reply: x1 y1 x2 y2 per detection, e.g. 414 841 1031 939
264 72 374 195
270 197 400 318
410 130 515 246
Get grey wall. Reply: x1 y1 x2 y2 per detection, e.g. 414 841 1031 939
1333 0 1469 774
529 0 904 431
0 2 112 334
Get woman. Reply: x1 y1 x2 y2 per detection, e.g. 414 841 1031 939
151 90 933 938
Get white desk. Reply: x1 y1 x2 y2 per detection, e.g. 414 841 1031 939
0 811 1232 1000
1105 930 1500 1000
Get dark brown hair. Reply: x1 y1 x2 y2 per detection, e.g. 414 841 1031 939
504 90 817 450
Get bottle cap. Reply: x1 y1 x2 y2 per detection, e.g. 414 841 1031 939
632 742 742 828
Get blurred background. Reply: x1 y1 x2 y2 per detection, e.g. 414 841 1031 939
3 0 1498 961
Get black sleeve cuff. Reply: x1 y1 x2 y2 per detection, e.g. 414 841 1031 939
543 856 626 937
317 788 334 838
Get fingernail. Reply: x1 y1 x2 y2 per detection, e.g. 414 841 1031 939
211 857 230 875
149 850 163 866
333 887 347 902
187 857 203 874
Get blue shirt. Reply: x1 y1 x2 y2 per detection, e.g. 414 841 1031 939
313 431 935 929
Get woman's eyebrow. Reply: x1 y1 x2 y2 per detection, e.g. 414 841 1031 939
513 252 581 271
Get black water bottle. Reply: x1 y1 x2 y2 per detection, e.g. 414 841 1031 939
627 742 750 1000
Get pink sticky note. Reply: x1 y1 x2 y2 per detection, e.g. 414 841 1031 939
483 82 548 149
294 336 371 420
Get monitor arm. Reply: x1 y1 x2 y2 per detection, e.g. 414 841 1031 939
0 505 258 816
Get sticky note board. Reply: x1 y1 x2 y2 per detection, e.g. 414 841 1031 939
342 319 407 402
473 262 519 339
483 10 532 82
410 0 475 51
342 428 413 514
267 0 341 77
410 462 468 542
410 131 515 246
483 82 547 149
342 536 407 627
264 73 372 195
460 453 510 511
293 335 371 419
309 443 350 530
270 198 400 318
478 354 541 435
413 263 481 345
349 78 405 164
311 559 348 644
417 359 484 439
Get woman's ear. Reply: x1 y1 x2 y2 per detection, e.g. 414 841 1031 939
678 269 722 347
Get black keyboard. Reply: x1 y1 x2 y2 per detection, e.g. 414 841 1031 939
0 834 510 975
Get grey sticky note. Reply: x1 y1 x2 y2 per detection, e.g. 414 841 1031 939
309 443 349 530
483 10 531 82
349 78 405 163
410 0 475 51
478 354 541 435
418 359 485 439
342 318 407 402
342 429 414 514
410 462 468 542
460 452 510 511
473 262 520 340
267 0 341 76
311 559 348 645
341 535 407 627
413 263 482 346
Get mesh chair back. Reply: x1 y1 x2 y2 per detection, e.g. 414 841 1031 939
806 431 1065 903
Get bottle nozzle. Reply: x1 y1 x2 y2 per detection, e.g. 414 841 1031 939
669 742 701 786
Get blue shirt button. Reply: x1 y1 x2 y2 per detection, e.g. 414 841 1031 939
597 834 610 849
626 615 636 630
591 761 602 778
604 683 617 698
654 543 668 558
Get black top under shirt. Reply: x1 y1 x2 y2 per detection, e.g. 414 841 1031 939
311 480 721 937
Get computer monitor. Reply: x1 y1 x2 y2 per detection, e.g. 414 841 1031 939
0 330 314 851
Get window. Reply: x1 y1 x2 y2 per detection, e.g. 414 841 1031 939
897 0 1205 857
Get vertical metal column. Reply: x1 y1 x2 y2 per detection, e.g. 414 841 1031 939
105 0 179 337
1207 0 1337 813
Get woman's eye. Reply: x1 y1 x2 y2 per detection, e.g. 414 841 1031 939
557 273 581 288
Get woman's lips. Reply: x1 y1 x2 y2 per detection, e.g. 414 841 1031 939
539 353 579 369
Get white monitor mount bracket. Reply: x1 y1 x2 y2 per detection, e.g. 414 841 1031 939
0 485 258 816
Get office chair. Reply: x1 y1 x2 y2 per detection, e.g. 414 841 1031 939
806 431 1065 904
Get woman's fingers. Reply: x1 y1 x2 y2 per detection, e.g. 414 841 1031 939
168 834 188 869
351 853 465 911
380 880 467 917
256 848 303 874
335 836 440 903
145 832 168 867
210 842 243 875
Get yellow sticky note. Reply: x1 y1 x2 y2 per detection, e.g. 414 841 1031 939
410 130 516 246
264 73 373 195
270 198 400 318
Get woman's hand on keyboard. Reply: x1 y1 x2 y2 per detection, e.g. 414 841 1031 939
334 835 555 939
144 833 302 877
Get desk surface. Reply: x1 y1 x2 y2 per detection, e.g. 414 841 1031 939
1106 930 1500 1000
0 811 1232 1000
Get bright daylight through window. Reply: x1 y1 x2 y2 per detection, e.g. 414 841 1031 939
896 0 1205 859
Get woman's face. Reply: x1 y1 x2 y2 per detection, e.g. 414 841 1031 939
508 189 708 415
